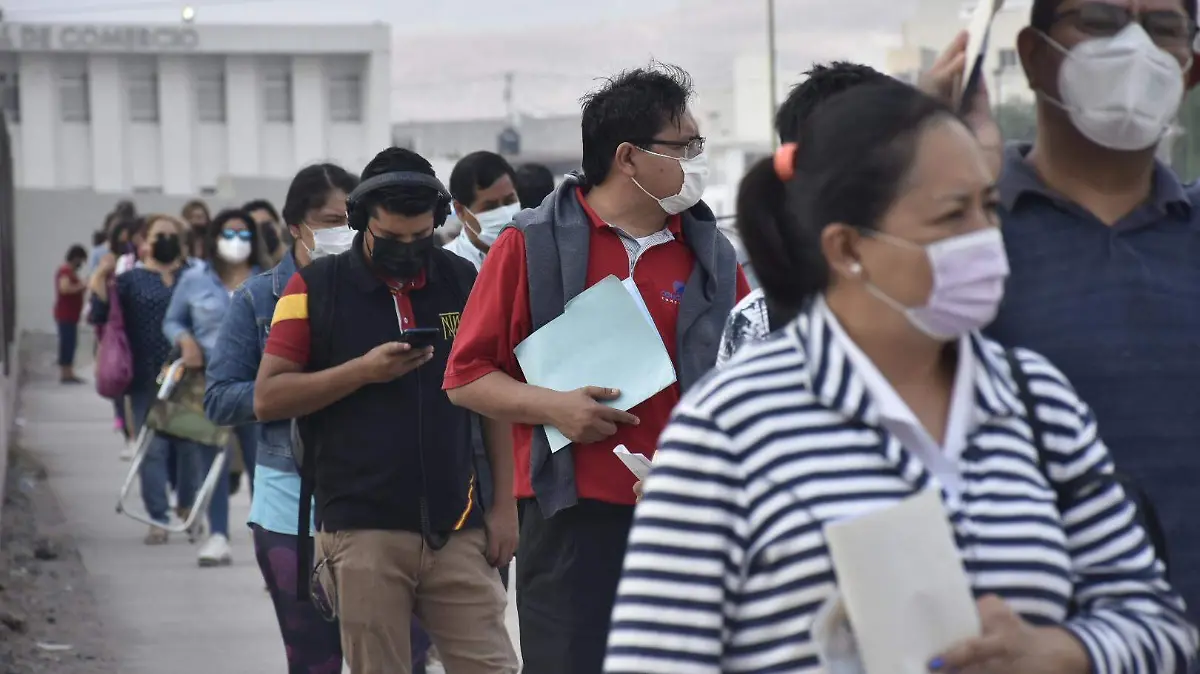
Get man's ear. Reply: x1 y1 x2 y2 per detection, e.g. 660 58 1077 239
612 142 639 178
452 200 468 218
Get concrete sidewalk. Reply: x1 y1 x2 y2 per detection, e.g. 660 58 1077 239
13 338 520 673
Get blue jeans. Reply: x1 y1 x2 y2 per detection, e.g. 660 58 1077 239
56 321 78 367
234 423 257 490
129 389 226 532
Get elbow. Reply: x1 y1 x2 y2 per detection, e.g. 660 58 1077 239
446 384 476 411
253 388 273 422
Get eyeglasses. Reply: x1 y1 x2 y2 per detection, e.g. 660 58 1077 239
309 559 338 622
629 136 706 160
1054 2 1196 48
220 229 254 241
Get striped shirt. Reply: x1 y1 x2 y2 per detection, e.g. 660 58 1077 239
604 302 1197 674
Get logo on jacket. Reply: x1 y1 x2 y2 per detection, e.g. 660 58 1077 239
440 312 462 339
661 281 685 305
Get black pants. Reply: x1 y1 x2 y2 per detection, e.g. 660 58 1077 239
516 498 634 674
56 321 77 367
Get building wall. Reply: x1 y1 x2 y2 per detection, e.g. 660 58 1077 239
1 23 391 196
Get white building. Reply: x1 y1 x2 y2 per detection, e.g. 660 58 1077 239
887 0 1034 105
0 22 391 195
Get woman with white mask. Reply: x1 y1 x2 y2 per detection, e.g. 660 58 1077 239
445 150 522 271
163 208 265 566
604 82 1197 673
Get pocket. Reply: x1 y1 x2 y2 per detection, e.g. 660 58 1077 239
259 424 292 459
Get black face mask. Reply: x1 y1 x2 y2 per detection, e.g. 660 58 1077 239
369 231 434 279
151 234 182 264
261 223 280 252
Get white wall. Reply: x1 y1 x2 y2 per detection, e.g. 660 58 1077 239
88 54 122 191
18 54 55 188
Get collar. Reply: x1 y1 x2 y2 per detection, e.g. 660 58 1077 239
998 143 1191 218
792 299 1022 430
271 251 298 298
346 230 429 293
574 187 684 237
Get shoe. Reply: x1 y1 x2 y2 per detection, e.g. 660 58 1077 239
182 512 208 544
197 534 232 567
60 376 84 385
119 441 135 461
143 526 169 545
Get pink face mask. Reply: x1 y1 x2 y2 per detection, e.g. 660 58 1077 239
859 228 1010 341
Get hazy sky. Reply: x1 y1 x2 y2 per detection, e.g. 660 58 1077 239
6 0 924 121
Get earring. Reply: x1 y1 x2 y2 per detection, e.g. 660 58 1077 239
848 262 863 275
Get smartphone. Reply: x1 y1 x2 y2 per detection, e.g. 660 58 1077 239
399 327 440 349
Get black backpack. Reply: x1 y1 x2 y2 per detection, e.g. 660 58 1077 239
1005 350 1171 575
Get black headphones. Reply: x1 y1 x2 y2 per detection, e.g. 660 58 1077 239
345 171 453 231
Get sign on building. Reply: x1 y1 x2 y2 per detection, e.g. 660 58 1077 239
0 24 200 52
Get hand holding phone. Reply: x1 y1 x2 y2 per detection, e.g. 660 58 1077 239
399 327 441 349
358 340 434 384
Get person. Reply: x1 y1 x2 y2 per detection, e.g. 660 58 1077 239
206 163 358 674
443 151 521 270
443 63 750 674
515 162 555 209
973 0 1200 618
605 80 1198 674
182 199 211 260
254 147 519 674
244 198 287 265
89 214 193 545
163 208 264 566
89 217 144 455
54 245 89 384
716 61 896 368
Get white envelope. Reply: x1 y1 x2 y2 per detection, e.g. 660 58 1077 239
613 444 653 480
823 489 980 674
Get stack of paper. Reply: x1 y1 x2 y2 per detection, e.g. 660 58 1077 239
612 445 653 480
515 275 677 452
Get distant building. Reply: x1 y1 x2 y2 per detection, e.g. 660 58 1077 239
0 22 392 194
393 113 582 176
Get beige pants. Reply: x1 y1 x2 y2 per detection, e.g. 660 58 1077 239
314 528 517 674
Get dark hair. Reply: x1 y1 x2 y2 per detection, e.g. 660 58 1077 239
205 208 262 269
776 62 893 143
66 244 88 263
181 199 210 222
91 229 107 247
112 199 136 218
449 151 516 208
282 163 359 228
1031 0 1195 31
354 147 447 228
737 83 956 307
108 218 140 255
242 199 280 223
579 63 694 186
515 163 556 207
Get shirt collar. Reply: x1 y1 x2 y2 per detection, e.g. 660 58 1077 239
271 251 297 298
347 230 429 293
998 143 1191 219
574 186 683 236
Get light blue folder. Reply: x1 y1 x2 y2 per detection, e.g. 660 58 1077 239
514 275 677 452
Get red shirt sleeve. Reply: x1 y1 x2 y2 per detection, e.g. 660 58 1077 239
735 264 751 302
263 272 312 366
443 227 532 390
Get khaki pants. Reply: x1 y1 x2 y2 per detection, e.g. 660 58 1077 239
314 528 517 674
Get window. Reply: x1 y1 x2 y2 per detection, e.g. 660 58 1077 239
59 63 90 123
262 62 292 123
0 71 19 124
195 66 226 123
329 72 363 122
998 49 1018 69
127 61 159 123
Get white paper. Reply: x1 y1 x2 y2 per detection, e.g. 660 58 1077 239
613 445 653 480
823 489 980 674
960 0 1006 107
622 276 657 329
515 275 677 452
812 594 867 674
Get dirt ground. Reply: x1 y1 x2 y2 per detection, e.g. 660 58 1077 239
0 447 117 674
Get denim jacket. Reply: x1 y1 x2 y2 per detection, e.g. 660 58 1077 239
164 261 262 357
204 253 296 473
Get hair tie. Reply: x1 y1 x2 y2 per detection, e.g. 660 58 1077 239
773 142 798 181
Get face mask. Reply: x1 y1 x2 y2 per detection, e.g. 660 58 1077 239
369 231 434 279
466 202 521 247
260 223 281 252
306 225 356 259
151 234 182 264
632 149 709 215
859 228 1010 341
216 237 252 264
1039 25 1186 151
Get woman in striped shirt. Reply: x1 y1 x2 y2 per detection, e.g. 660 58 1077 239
604 82 1197 673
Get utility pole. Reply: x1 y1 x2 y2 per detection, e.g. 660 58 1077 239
503 71 515 126
767 0 778 149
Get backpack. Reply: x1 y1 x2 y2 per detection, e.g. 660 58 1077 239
94 276 133 399
1004 350 1171 574
291 249 478 600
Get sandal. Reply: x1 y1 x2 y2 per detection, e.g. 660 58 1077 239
144 526 169 545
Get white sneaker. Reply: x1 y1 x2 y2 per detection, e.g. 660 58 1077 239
197 534 232 567
119 441 135 461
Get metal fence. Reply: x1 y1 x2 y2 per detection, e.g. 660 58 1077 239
0 114 13 376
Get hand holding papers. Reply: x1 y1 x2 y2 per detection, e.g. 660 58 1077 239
613 445 652 481
822 489 980 674
515 276 677 452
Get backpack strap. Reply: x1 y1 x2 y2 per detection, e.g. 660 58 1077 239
293 253 340 601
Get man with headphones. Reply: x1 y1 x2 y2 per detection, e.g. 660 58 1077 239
253 147 519 674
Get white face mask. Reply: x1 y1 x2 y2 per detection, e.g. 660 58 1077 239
1039 25 1187 151
216 237 252 264
466 202 521 247
859 228 1010 342
632 148 709 215
305 225 356 259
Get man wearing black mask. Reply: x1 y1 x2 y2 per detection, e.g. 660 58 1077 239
254 147 518 674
